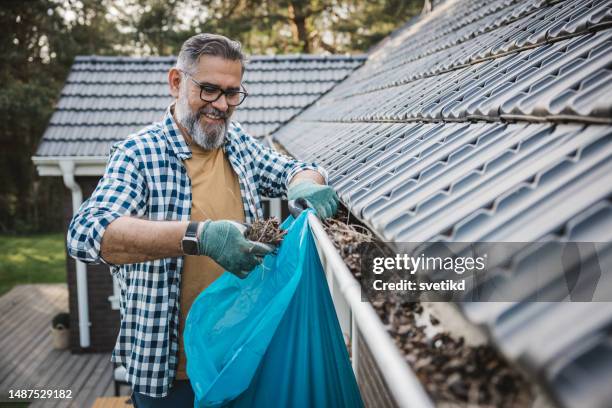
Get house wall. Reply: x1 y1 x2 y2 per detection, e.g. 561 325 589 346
64 176 119 353
357 330 399 408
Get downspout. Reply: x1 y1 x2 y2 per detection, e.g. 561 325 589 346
59 160 91 348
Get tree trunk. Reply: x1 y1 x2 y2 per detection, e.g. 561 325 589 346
288 1 311 53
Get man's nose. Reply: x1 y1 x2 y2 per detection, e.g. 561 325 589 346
212 94 229 112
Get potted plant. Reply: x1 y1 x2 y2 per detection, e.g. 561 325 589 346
51 312 70 350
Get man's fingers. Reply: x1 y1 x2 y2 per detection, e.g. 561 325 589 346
245 252 266 269
317 203 328 219
329 202 338 217
312 203 325 218
318 202 332 219
325 202 335 218
242 256 257 270
223 260 250 278
249 241 275 256
226 220 249 235
232 263 254 278
330 192 339 216
233 270 249 279
226 243 270 279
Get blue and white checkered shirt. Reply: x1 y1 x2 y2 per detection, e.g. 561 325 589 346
67 104 326 397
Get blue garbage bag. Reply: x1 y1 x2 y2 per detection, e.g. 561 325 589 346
184 210 363 408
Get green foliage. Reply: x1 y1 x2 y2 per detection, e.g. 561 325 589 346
0 0 125 233
1 0 421 234
0 233 66 296
168 0 423 55
104 0 423 56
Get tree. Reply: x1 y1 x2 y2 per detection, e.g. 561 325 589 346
188 0 423 54
0 0 124 233
113 0 423 55
0 0 421 233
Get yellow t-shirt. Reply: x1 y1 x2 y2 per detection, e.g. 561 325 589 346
176 142 245 380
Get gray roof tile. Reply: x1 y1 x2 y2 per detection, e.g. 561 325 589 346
290 30 612 124
35 54 365 157
273 0 612 403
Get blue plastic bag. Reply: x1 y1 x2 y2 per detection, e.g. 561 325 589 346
184 210 363 407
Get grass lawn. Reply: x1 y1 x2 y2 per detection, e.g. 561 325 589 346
0 233 66 297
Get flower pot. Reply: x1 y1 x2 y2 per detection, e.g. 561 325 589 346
51 325 70 350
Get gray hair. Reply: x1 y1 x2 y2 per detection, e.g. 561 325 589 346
176 33 246 75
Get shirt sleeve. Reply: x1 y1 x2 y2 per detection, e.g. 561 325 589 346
234 123 328 198
66 145 149 268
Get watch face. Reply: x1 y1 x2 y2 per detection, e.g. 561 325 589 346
182 239 198 255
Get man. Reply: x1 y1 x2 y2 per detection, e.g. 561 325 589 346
67 33 338 407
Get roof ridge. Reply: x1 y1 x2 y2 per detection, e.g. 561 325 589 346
73 54 367 64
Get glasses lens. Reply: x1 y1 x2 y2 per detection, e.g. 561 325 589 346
200 87 222 102
226 92 245 106
199 87 247 106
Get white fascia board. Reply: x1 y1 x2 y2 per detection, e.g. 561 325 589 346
32 156 107 177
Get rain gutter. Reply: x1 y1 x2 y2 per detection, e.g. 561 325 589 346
307 212 434 408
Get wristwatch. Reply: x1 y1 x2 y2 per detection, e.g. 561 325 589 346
181 221 201 255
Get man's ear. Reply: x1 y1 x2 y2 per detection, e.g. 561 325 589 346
168 68 182 98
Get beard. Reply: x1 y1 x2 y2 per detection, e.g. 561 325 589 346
174 86 230 150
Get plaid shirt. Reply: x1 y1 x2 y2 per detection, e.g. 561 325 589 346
67 105 326 397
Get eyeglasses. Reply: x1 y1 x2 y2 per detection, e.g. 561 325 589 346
180 70 248 106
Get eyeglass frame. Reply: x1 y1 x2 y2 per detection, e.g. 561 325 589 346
179 69 249 106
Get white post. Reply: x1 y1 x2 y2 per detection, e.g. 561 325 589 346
268 197 282 219
59 160 91 348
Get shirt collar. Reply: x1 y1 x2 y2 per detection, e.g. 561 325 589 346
162 103 193 160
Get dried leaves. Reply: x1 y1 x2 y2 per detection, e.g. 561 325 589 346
323 206 532 407
322 207 374 279
246 217 286 246
373 298 532 407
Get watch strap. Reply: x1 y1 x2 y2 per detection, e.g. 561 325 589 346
182 221 201 255
184 221 200 238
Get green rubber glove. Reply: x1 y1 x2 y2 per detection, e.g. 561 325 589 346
198 220 274 279
288 179 339 219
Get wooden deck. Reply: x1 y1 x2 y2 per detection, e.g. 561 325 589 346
0 284 131 407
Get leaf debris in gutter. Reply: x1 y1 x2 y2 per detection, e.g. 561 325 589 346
321 206 534 407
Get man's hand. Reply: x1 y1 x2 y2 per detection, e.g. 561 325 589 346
198 220 274 278
288 180 339 219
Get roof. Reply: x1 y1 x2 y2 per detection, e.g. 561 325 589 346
34 54 365 157
274 0 612 405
